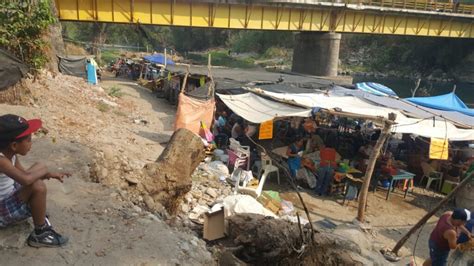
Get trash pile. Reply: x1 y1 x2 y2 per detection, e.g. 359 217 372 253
172 152 304 233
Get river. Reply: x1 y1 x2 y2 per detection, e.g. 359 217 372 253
352 76 474 106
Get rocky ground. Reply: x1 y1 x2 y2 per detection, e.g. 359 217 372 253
0 72 214 265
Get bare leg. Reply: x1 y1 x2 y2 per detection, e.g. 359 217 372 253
17 179 47 227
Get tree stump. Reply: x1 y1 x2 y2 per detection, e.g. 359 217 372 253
142 128 205 215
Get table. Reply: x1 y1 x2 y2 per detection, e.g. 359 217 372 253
383 170 416 200
342 175 364 205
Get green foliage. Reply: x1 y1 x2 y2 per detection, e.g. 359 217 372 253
228 31 294 54
343 34 474 76
106 86 123 98
101 49 121 65
170 28 228 53
188 51 254 69
0 0 56 71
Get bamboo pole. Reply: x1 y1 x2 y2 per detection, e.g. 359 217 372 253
356 114 395 222
164 48 167 68
392 170 473 254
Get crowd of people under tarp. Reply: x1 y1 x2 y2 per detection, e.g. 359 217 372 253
208 95 474 201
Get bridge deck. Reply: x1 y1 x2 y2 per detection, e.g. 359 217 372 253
55 0 474 38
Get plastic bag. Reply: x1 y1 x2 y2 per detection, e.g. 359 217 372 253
206 161 229 180
231 168 254 187
296 168 317 189
280 200 295 215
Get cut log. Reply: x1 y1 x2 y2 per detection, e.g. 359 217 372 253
142 128 205 215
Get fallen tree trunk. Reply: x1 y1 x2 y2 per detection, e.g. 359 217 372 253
142 128 205 215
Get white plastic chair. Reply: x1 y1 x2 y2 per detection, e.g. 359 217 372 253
235 166 273 198
420 162 443 190
259 152 280 185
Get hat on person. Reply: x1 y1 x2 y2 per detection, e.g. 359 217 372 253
0 114 42 142
452 208 470 221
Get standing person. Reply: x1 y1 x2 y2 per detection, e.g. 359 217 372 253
287 138 305 178
315 144 338 196
424 208 471 266
0 114 69 247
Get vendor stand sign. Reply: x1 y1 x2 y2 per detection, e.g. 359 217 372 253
259 120 273 140
429 137 449 160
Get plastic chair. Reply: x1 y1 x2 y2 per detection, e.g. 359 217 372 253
235 166 273 198
259 152 280 185
420 162 443 191
227 138 250 170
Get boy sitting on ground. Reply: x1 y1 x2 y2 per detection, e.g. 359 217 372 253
0 114 69 247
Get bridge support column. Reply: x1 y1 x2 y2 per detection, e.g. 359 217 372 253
292 32 341 77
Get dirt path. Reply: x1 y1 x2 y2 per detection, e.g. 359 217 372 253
0 76 213 265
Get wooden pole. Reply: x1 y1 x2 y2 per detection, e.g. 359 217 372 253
392 170 473 254
356 113 396 222
411 78 421 97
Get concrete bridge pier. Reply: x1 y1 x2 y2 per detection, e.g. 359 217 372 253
292 32 341 77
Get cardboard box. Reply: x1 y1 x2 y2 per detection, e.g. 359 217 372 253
257 192 281 214
203 207 225 241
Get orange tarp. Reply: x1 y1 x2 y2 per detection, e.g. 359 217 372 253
175 93 215 135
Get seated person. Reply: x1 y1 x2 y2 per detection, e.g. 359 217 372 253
305 128 324 154
286 138 305 178
231 118 245 142
356 142 374 172
315 144 338 196
446 159 463 183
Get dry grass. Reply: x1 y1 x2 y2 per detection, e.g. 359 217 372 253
64 42 88 56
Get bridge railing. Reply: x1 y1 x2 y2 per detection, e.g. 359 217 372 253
342 0 474 15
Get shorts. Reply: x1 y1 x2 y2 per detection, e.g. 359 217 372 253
429 239 450 266
0 183 31 227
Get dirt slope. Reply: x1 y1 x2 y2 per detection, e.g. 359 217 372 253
0 73 213 265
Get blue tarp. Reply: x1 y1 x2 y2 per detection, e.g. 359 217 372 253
143 54 175 65
355 82 398 97
406 92 474 117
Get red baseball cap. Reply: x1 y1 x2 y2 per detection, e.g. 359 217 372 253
0 114 42 142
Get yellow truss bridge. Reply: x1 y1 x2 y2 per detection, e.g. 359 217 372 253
55 0 474 38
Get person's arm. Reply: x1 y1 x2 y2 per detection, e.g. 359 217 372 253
16 159 69 183
0 158 48 186
459 225 473 239
444 229 459 250
287 146 297 157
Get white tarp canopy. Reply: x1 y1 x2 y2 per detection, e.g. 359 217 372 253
263 90 474 141
331 86 474 128
218 90 474 141
216 93 311 123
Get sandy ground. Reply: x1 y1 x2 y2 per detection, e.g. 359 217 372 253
263 179 455 265
0 74 213 265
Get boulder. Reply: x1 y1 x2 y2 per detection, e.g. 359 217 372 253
142 128 205 215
